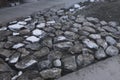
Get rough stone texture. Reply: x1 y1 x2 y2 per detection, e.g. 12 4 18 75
106 46 119 56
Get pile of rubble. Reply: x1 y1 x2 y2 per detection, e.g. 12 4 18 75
0 3 120 80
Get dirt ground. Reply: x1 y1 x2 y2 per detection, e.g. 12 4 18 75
75 0 120 22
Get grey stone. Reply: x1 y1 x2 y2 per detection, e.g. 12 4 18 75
62 56 77 71
82 26 96 33
108 21 118 27
83 39 98 49
18 48 30 58
75 16 86 23
42 37 53 48
95 47 107 60
64 31 78 40
8 36 24 43
55 30 64 36
32 77 44 80
54 36 67 43
40 68 62 79
19 29 31 35
106 46 119 56
0 30 12 41
82 53 95 66
106 36 117 45
15 56 37 69
102 26 117 33
0 72 11 80
4 41 14 49
53 59 62 67
0 49 14 58
97 39 108 49
86 17 99 23
25 42 41 50
0 58 13 72
38 60 52 70
73 23 82 30
83 22 95 27
76 54 84 67
69 44 82 54
17 70 40 80
89 34 101 39
34 47 50 58
0 42 5 48
54 42 73 50
100 21 107 26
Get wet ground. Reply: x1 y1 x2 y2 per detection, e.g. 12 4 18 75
75 0 120 22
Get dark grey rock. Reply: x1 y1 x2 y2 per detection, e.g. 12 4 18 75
0 72 11 80
19 29 31 35
69 44 82 54
0 30 12 41
95 47 107 60
100 21 107 26
64 31 78 40
18 48 30 58
4 41 14 49
34 47 50 58
0 42 5 48
8 36 24 43
25 42 41 50
0 49 14 58
62 56 77 71
15 56 37 69
38 60 52 70
40 68 62 79
86 17 99 23
76 54 84 67
108 21 118 27
106 46 119 56
42 37 53 48
102 26 117 33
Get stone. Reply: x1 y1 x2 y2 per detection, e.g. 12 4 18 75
74 4 80 8
83 22 95 27
0 58 13 72
0 30 12 41
95 47 107 60
82 53 95 66
0 42 5 48
34 47 50 58
62 56 77 71
40 68 62 79
9 52 20 63
76 55 84 67
15 56 37 69
64 31 78 39
0 49 14 58
4 41 14 49
106 46 119 56
32 29 46 37
13 32 20 36
25 42 41 50
54 36 67 43
0 72 11 80
8 23 24 30
75 16 86 23
8 36 24 43
89 34 101 39
38 60 52 70
36 23 45 28
83 39 98 49
12 43 24 49
106 36 117 45
19 29 30 35
86 17 99 23
108 21 118 27
55 30 64 36
42 37 53 48
26 36 40 43
97 39 108 49
18 21 27 25
73 23 82 30
82 26 96 33
53 59 62 67
18 48 30 58
17 70 41 80
100 21 107 26
69 44 82 54
102 26 117 33
54 42 73 50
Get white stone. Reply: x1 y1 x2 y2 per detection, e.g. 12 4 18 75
8 23 24 30
0 27 7 31
90 0 95 2
32 29 45 36
9 56 19 63
36 23 45 28
57 36 66 41
18 21 27 25
26 36 40 42
13 32 20 36
12 43 24 49
69 9 75 12
25 60 37 67
74 4 80 8
24 17 32 21
53 59 62 67
47 21 55 24
83 39 98 49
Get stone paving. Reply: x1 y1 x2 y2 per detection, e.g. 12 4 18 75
0 0 120 80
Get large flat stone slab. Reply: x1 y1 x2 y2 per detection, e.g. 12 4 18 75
0 0 87 25
57 55 120 80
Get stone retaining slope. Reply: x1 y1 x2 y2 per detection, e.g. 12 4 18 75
57 55 120 80
0 0 87 25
